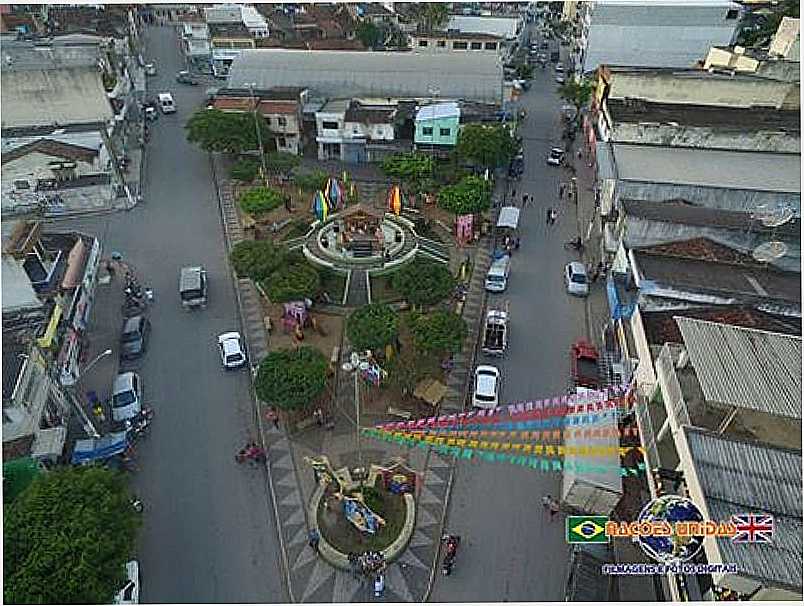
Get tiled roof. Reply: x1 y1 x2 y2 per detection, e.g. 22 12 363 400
641 305 802 345
637 237 762 266
258 100 298 115
212 97 256 112
1 138 98 164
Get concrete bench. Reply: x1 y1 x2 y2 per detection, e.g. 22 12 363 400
387 406 412 420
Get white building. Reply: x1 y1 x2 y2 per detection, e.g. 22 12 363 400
241 5 269 39
577 0 743 74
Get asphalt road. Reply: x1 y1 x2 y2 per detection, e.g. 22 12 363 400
430 28 581 603
60 26 284 603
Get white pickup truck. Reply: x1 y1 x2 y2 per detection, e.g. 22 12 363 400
481 304 509 356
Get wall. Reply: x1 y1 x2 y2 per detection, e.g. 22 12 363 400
414 115 459 145
2 151 100 186
2 346 53 442
315 111 346 140
344 121 395 141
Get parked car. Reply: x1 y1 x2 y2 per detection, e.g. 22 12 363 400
547 147 565 166
114 560 140 605
555 63 564 73
556 75 566 85
111 372 143 422
179 265 207 309
158 92 176 114
144 63 157 76
564 261 589 297
218 332 247 369
175 70 199 85
120 315 151 361
472 365 501 410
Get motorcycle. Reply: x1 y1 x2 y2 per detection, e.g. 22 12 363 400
131 497 144 513
235 444 266 465
373 573 385 598
563 237 584 252
125 415 151 442
441 534 461 576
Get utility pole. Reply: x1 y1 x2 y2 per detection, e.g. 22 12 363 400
244 82 269 186
354 369 363 473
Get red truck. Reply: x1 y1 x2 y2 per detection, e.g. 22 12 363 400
571 339 600 389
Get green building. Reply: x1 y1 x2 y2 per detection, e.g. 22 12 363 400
414 102 461 148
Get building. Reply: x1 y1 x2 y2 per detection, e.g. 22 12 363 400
209 22 256 78
181 22 212 73
635 317 802 601
445 14 523 40
211 87 306 155
576 0 742 74
414 102 461 149
227 49 504 105
241 5 269 39
0 36 134 211
315 99 405 163
769 16 800 60
409 30 504 55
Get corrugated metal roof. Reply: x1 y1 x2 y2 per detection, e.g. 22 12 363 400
683 426 803 593
415 102 460 121
613 144 801 194
227 49 502 104
675 317 802 419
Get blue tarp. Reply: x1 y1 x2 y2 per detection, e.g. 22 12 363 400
71 431 129 465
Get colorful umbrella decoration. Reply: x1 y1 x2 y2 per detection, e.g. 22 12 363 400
387 184 402 216
311 190 330 221
326 177 343 210
362 385 647 475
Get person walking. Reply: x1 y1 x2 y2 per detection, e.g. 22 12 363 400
308 528 321 553
265 408 279 430
510 186 517 202
546 207 553 226
550 208 558 225
559 182 566 199
542 494 552 510
522 193 529 207
549 498 560 520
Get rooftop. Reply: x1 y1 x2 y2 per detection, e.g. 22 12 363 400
613 144 801 194
208 22 251 38
676 317 802 420
641 304 801 345
415 102 461 121
632 238 802 305
1 137 100 164
682 426 802 594
446 15 521 39
227 49 502 103
345 101 397 124
606 98 800 132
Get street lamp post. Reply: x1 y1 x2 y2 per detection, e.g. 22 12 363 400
244 82 269 186
81 348 113 377
70 348 113 439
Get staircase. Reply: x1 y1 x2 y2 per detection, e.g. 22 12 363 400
345 269 369 307
417 236 450 264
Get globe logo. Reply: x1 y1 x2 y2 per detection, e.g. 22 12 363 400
636 495 706 564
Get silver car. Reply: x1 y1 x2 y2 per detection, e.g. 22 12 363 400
111 372 142 422
565 261 589 297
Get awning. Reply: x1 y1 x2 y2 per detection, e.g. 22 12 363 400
36 304 62 349
71 431 128 465
61 238 87 289
496 206 520 230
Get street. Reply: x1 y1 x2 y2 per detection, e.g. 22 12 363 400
58 26 284 603
430 25 581 602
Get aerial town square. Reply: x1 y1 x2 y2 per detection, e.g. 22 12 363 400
1 1 801 604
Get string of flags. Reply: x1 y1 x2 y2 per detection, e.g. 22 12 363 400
362 384 646 475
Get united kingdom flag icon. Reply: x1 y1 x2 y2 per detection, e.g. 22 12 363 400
731 514 774 544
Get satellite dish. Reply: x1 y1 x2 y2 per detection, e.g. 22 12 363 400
752 241 788 262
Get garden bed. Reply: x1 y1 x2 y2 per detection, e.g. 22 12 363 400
318 485 407 553
320 269 347 304
369 274 404 304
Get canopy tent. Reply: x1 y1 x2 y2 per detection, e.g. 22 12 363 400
71 431 128 465
497 206 521 230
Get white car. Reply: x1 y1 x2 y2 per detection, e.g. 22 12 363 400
547 147 565 166
555 63 564 73
217 332 247 369
555 75 566 85
472 365 500 410
114 560 140 604
565 261 589 297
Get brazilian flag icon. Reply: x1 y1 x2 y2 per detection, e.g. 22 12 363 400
566 516 610 544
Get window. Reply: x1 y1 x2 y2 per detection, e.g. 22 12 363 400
322 120 339 130
422 126 433 136
418 39 428 47
264 116 271 126
439 127 451 136
13 180 30 190
726 8 739 19
437 40 446 48
278 136 287 148
453 41 468 50
470 41 482 50
277 116 287 127
484 41 498 50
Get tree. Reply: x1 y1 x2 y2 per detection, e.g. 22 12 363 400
186 108 270 154
263 151 300 175
293 170 330 193
255 346 329 410
238 186 288 215
347 303 399 352
407 310 468 354
437 175 492 215
4 467 141 604
410 3 450 33
558 79 594 124
264 263 320 302
515 63 534 80
230 158 261 182
391 261 455 307
230 239 286 281
456 123 517 169
738 1 798 47
380 152 435 193
356 21 383 49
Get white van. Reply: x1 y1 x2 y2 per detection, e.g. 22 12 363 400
158 92 176 114
485 255 511 293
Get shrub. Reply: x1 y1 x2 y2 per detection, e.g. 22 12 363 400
255 346 329 410
407 310 468 354
230 158 260 182
293 170 329 193
391 261 455 307
264 263 321 303
238 187 287 215
346 303 399 352
230 240 285 281
437 175 492 215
